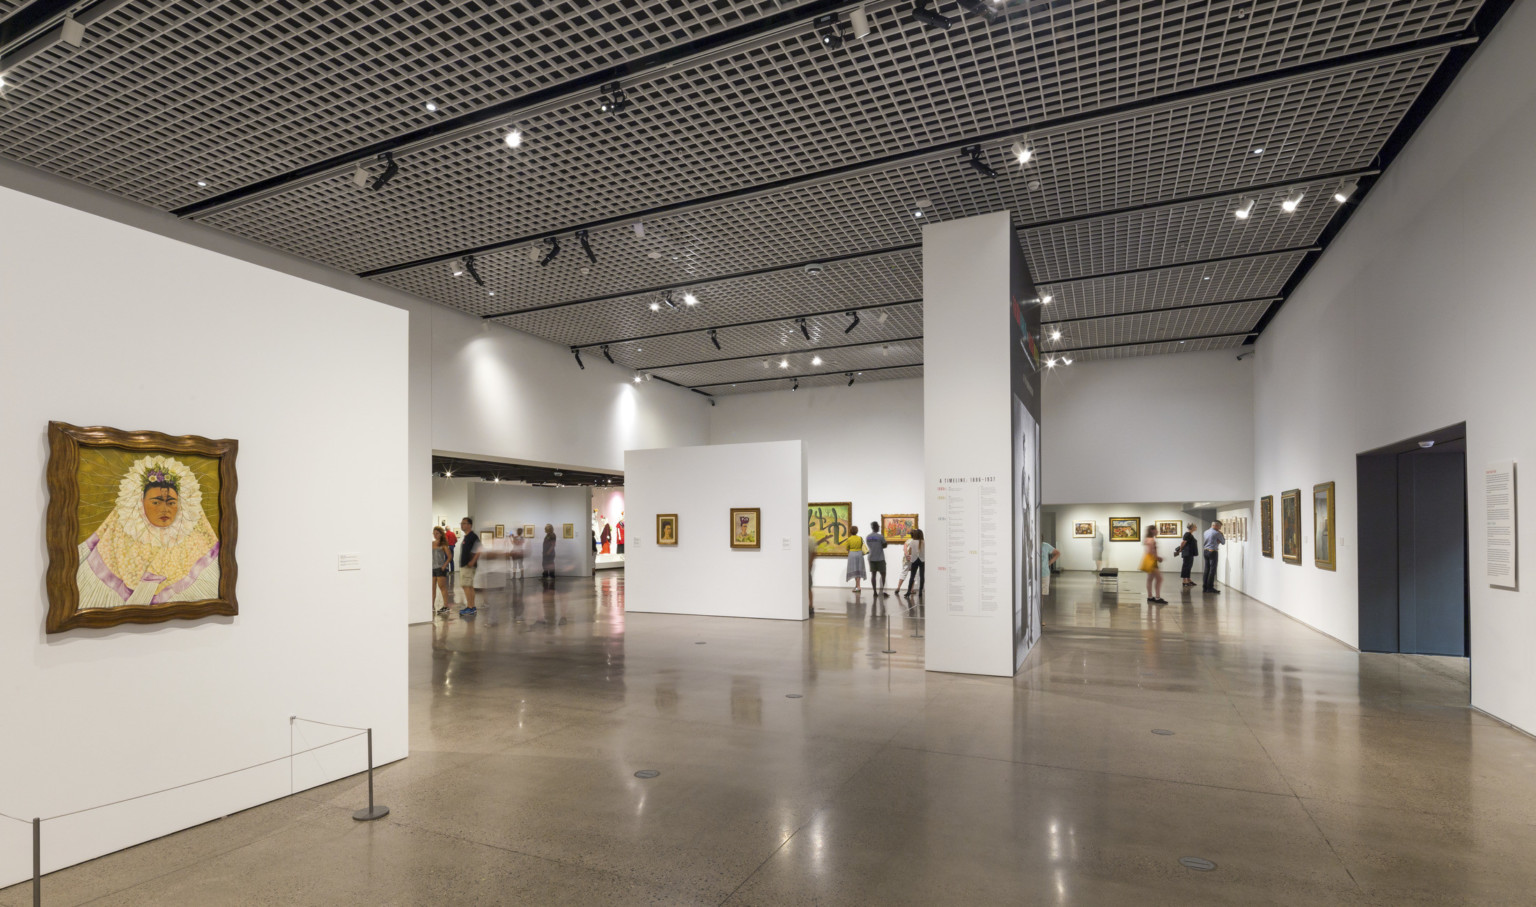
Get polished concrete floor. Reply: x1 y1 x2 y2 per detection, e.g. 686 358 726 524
7 571 1536 905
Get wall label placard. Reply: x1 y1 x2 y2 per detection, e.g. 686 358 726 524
1485 460 1517 589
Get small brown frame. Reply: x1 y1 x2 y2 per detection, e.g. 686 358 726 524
730 507 761 550
46 421 239 634
1281 489 1303 565
1260 496 1274 558
656 513 678 546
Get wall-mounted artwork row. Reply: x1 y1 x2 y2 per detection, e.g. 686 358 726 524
1281 489 1302 565
46 421 239 634
1260 495 1274 558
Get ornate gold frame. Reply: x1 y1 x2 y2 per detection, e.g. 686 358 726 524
1109 516 1141 542
1281 489 1302 565
1313 482 1336 571
46 421 239 634
656 513 678 546
729 507 761 550
1260 495 1274 558
881 513 919 543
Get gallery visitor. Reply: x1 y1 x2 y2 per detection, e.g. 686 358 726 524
616 518 625 554
510 529 526 579
1177 523 1199 587
1091 527 1105 572
431 527 451 615
865 522 888 597
600 521 612 554
902 529 925 596
1202 519 1226 594
845 532 867 593
1141 526 1167 604
458 517 481 615
542 523 557 579
1040 540 1059 595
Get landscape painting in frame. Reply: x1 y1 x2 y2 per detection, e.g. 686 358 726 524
1314 482 1336 571
808 501 853 556
730 508 761 549
1072 520 1095 539
656 513 678 546
1261 496 1274 557
1109 517 1141 542
46 421 238 633
881 513 918 543
1156 520 1182 539
1281 489 1302 564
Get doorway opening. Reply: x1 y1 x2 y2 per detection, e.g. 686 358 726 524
1356 423 1468 657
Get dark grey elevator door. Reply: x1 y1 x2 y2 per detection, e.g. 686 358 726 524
1397 451 1467 656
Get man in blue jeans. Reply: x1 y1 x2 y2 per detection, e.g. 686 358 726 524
865 522 888 597
1202 520 1226 593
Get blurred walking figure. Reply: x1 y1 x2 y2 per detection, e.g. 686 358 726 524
1142 525 1167 604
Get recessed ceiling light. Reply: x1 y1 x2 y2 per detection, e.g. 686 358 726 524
634 375 642 383
504 128 523 149
1202 276 1211 280
649 302 661 312
195 180 208 187
1026 179 1042 191
1040 294 1053 305
647 251 662 260
1251 147 1264 154
487 290 495 296
1045 358 1056 368
913 210 924 218
683 292 698 306
1050 330 1061 341
425 101 438 112
1011 141 1033 165
779 359 789 369
812 355 823 366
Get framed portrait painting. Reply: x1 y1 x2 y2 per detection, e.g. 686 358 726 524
656 513 678 546
1261 496 1274 557
562 523 575 540
1281 489 1302 565
1072 520 1095 539
1156 520 1182 538
46 421 238 633
730 507 761 549
808 502 853 556
881 513 918 543
1109 517 1141 542
1314 482 1336 571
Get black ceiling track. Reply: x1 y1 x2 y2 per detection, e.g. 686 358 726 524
689 361 921 390
567 298 923 352
351 35 1465 280
1043 296 1281 328
1052 332 1253 355
1244 0 1517 345
639 334 923 373
431 454 621 486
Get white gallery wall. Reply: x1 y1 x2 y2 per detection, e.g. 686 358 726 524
625 441 808 620
1249 0 1536 732
1045 504 1205 573
467 481 594 576
0 186 409 885
1043 350 1254 505
708 379 923 585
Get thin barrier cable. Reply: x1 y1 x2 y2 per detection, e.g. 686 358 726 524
38 732 366 823
0 809 32 825
290 716 370 732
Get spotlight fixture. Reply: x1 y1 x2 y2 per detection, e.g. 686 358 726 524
539 236 561 267
1011 140 1034 166
844 311 861 333
463 255 485 287
815 13 847 49
708 329 721 351
564 231 591 268
1251 147 1264 155
875 311 889 324
795 317 811 341
195 179 208 187
1333 178 1359 203
634 375 643 383
370 152 399 191
649 301 661 312
504 128 523 149
1062 357 1073 365
961 144 999 179
1050 330 1061 341
572 348 585 370
956 0 1003 24
1040 294 1053 305
779 359 790 369
60 15 85 48
1045 357 1057 368
1233 198 1255 220
662 293 678 310
849 5 871 38
351 163 371 190
909 0 954 31
424 101 438 112
792 378 800 391
812 355 824 366
847 373 856 386
633 222 645 237
598 81 628 114
683 292 699 307
601 345 614 364
1280 189 1305 213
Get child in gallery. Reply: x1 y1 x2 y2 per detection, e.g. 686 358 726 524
845 532 867 593
1142 526 1167 604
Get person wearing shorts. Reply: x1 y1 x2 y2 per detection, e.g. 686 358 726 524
457 517 482 615
865 522 888 597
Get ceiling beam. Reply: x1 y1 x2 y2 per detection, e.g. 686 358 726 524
689 361 921 390
352 36 1466 279
1049 247 1319 286
637 335 923 373
1051 332 1253 355
171 0 891 219
1044 296 1281 327
559 298 922 351
0 0 133 71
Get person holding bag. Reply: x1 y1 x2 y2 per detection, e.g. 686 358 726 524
1177 522 1199 587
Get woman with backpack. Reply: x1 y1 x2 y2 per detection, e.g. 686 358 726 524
1176 522 1199 587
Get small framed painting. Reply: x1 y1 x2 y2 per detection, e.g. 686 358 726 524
1109 517 1141 541
523 524 537 539
1261 496 1274 557
1072 520 1095 538
1314 482 1336 571
808 502 853 556
494 524 505 539
562 523 575 539
1281 489 1302 565
657 513 678 546
881 513 918 543
730 507 761 549
1156 520 1182 538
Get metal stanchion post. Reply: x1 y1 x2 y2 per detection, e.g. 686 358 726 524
351 728 390 821
882 616 896 654
33 817 40 907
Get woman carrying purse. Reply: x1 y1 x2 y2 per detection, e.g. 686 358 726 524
1178 523 1198 587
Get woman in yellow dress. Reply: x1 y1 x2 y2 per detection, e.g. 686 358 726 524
1141 525 1166 605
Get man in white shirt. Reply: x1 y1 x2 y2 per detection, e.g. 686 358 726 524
1202 520 1226 594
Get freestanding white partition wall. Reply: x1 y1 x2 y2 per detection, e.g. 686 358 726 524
626 441 808 620
922 212 1045 676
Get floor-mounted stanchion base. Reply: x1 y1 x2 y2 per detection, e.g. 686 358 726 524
352 805 390 821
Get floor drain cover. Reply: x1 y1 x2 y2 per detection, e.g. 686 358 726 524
634 770 660 779
1151 729 1175 736
785 693 803 699
1179 857 1216 871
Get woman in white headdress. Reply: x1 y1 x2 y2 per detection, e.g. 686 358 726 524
76 455 221 609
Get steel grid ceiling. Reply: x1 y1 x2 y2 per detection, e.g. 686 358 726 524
0 0 1495 393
